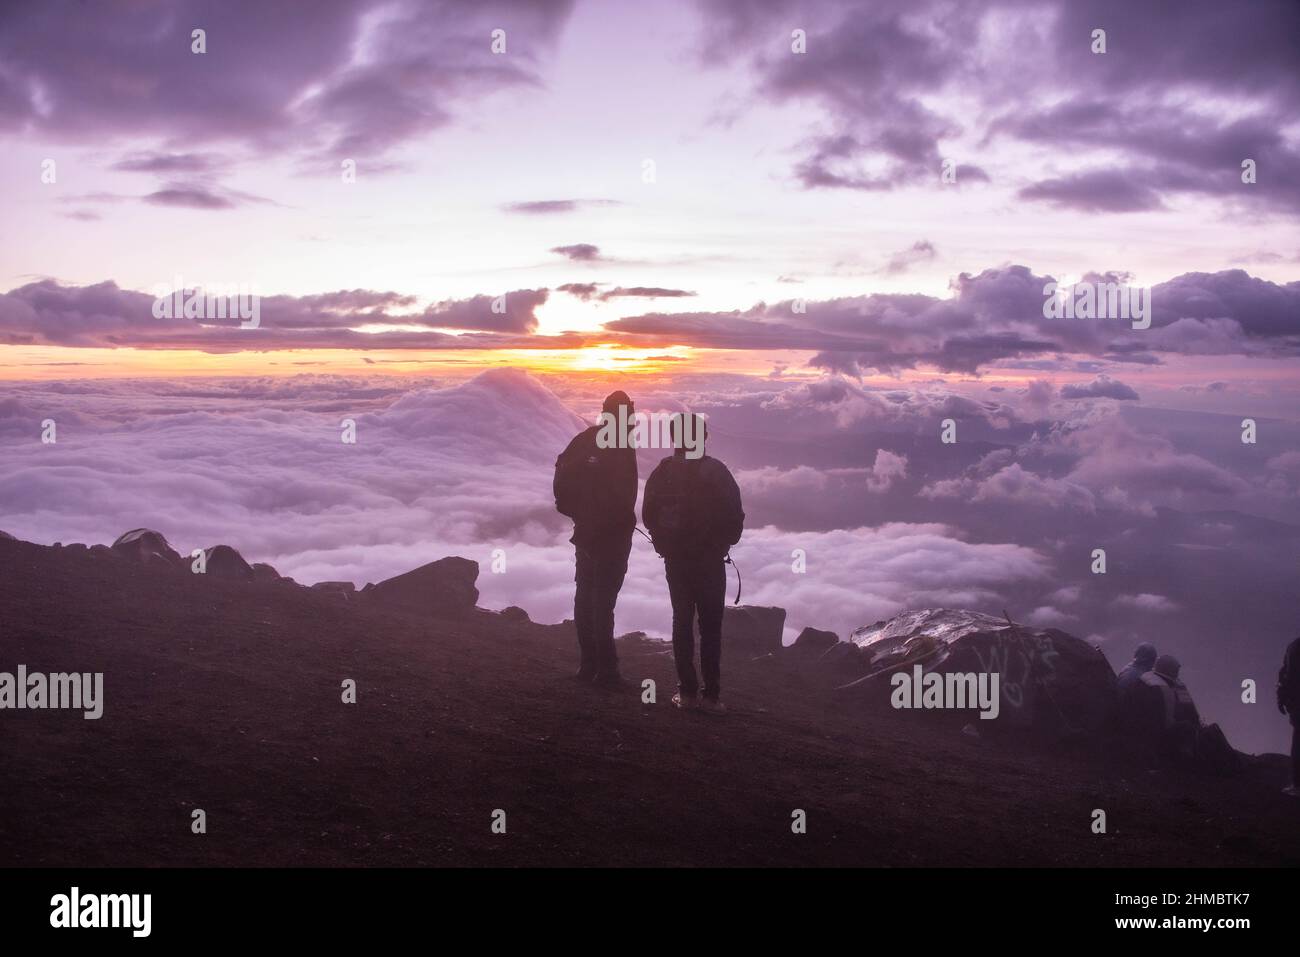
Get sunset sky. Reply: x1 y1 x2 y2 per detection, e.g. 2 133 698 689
1 0 1298 394
2 0 1299 752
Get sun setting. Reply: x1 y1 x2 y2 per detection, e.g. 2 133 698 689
3 0 1300 903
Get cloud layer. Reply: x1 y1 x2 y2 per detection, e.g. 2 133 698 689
4 368 1299 754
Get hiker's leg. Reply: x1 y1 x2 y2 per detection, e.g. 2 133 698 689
1292 718 1300 787
572 546 597 676
591 539 630 678
666 559 699 696
697 558 726 701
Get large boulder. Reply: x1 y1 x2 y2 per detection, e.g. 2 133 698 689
850 608 1010 651
722 605 786 656
312 581 357 601
818 640 869 677
251 562 282 583
790 626 839 656
0 530 15 540
200 544 254 580
843 608 1117 734
362 557 480 618
111 528 184 568
616 631 673 658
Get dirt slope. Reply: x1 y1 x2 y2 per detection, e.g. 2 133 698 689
0 537 1296 867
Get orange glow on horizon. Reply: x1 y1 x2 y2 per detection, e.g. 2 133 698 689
5 345 1282 402
0 342 776 380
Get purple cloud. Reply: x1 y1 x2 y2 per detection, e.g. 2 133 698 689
0 280 552 348
1019 170 1165 213
698 0 1300 214
0 0 575 166
882 240 938 275
1060 375 1141 400
504 199 620 215
550 244 602 262
111 152 223 174
598 287 695 301
602 266 1300 373
557 282 601 301
143 185 238 210
421 289 549 334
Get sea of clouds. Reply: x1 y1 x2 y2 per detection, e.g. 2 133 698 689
3 368 1297 752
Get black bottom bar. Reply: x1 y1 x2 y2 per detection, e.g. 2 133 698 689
0 867 1289 944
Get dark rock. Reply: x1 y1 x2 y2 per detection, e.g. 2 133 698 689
251 562 282 583
721 605 786 655
200 544 254 580
845 608 1119 735
790 626 839 655
498 605 530 623
363 557 479 618
312 581 357 601
0 530 15 540
818 640 868 676
616 631 672 658
88 544 115 559
111 528 184 568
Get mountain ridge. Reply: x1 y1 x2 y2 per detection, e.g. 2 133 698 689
0 531 1296 867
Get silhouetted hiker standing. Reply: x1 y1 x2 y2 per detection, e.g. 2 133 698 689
554 391 638 688
643 414 743 714
1278 635 1300 797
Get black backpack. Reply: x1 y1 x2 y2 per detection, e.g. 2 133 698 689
554 431 602 523
651 458 698 547
652 456 741 555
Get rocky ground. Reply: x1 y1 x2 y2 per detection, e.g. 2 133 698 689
0 533 1296 867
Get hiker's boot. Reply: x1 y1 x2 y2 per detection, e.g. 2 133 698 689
697 697 727 715
672 692 696 710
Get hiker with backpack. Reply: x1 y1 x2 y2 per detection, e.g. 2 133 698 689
1117 642 1158 697
1137 655 1200 764
553 391 638 688
1131 654 1238 774
642 413 744 714
1278 635 1300 797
